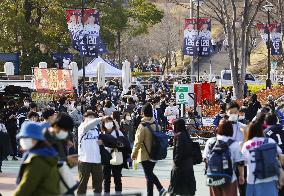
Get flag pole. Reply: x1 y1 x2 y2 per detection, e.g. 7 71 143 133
81 0 86 96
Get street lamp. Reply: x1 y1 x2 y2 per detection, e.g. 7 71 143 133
263 1 274 89
192 0 204 82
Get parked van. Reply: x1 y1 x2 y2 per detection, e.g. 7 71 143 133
219 69 259 87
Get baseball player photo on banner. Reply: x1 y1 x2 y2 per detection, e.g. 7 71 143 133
66 9 107 57
183 18 212 56
257 23 283 55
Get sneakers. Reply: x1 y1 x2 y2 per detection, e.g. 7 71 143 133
159 188 167 196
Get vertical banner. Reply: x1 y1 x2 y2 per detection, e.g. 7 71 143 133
183 18 212 56
66 9 107 57
257 23 283 55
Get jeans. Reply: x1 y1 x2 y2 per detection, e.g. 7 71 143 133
103 164 123 193
141 161 163 196
77 162 103 194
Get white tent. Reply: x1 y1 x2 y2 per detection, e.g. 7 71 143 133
78 56 122 78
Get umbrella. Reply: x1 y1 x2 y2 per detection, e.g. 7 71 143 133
122 60 132 94
97 62 105 88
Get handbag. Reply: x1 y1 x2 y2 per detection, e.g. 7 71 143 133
58 161 79 195
110 148 123 166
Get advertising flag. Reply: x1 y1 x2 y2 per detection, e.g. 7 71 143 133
66 9 107 57
183 18 212 56
257 23 283 55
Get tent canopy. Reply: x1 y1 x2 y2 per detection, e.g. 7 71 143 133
78 56 122 78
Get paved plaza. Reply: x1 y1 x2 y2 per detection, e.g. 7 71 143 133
0 149 208 196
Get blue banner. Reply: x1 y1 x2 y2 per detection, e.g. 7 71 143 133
183 18 212 56
66 9 107 57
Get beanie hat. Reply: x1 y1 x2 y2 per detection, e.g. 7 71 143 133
142 103 153 118
17 121 45 141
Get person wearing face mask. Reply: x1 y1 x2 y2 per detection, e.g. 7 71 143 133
121 112 135 145
164 99 179 122
14 121 59 196
58 97 68 113
17 98 30 129
77 111 104 195
3 100 18 161
70 102 83 153
44 113 75 163
226 102 247 196
102 116 125 195
238 107 248 125
226 102 247 143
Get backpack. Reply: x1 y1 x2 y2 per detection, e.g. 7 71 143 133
185 131 202 165
206 139 234 187
251 138 280 180
192 141 203 165
142 122 168 161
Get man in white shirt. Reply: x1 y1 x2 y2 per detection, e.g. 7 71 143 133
77 111 103 195
164 99 179 121
226 102 247 144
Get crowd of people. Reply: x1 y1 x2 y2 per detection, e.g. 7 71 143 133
0 77 284 196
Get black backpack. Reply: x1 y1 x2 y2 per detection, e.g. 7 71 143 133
185 131 202 165
206 139 234 187
142 122 168 161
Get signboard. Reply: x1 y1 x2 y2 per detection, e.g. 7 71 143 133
202 117 215 126
31 92 54 102
33 68 74 93
174 84 194 106
66 9 107 57
183 18 212 56
257 23 283 55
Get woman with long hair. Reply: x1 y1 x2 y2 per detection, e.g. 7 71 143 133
168 118 196 196
242 121 282 196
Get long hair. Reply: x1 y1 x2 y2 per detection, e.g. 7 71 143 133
101 116 117 133
173 118 186 133
247 121 264 141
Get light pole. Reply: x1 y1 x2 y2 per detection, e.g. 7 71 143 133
192 0 204 82
263 1 274 89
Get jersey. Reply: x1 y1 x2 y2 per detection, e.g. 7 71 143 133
264 124 284 152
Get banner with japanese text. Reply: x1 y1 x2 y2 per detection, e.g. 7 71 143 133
257 23 283 55
33 68 74 93
66 9 107 57
183 18 212 56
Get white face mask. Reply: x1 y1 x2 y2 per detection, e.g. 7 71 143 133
20 138 35 151
239 116 245 120
24 102 30 107
220 114 225 117
126 116 131 121
228 114 239 122
105 122 114 130
56 130 68 140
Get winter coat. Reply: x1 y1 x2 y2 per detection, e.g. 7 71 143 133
0 123 12 158
120 119 135 144
14 147 60 196
131 117 160 162
70 109 83 126
168 131 196 196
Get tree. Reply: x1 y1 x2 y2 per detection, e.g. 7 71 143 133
199 0 265 98
0 0 163 74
